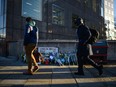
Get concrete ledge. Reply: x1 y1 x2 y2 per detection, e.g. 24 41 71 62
38 40 79 43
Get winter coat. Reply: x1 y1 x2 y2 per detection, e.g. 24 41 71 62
77 24 92 56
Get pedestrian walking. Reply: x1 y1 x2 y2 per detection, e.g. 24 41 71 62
75 18 103 76
23 17 39 75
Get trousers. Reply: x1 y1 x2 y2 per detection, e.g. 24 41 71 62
24 43 38 72
77 55 99 73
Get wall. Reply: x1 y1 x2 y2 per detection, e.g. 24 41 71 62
38 40 77 53
8 40 116 61
8 40 24 57
107 40 116 60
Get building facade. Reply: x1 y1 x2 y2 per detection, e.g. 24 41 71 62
103 0 115 40
0 0 105 56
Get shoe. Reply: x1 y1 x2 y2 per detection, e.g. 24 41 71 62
74 72 84 75
98 65 103 76
23 71 33 75
33 66 39 72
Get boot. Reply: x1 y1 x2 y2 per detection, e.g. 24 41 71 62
98 64 103 76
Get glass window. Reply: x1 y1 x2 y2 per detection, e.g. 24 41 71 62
92 0 97 12
109 10 111 14
52 4 64 25
101 0 104 17
85 0 92 8
101 8 104 16
0 16 3 28
108 3 110 7
0 0 6 39
0 29 3 39
3 28 6 38
22 0 42 21
72 14 78 29
111 4 113 8
0 0 2 15
112 11 114 15
0 0 1 14
105 9 107 13
105 1 107 5
0 29 2 39
0 28 6 39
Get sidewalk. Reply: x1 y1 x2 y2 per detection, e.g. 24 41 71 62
0 56 116 87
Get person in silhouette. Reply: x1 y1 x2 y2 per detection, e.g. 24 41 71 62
75 18 103 76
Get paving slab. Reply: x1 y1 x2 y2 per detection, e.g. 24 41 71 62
51 66 77 87
69 65 116 87
0 56 116 87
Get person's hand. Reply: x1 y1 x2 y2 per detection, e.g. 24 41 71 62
35 46 37 49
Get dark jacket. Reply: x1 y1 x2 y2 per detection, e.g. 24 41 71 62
77 24 91 56
23 23 37 46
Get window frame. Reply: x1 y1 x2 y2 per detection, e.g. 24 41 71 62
52 4 64 26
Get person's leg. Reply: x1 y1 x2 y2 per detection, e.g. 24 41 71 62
77 55 84 73
85 56 103 75
28 44 39 72
75 54 84 75
24 45 33 75
84 56 98 68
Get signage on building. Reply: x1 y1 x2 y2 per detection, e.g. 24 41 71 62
38 47 58 53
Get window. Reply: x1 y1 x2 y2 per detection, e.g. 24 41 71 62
109 10 111 14
92 0 97 12
72 14 79 29
111 4 113 8
108 3 110 7
52 4 64 25
111 11 114 15
105 1 107 5
0 0 2 15
22 0 42 21
101 8 104 16
105 9 107 13
0 0 6 39
0 16 3 28
85 0 92 8
101 0 104 17
0 28 6 39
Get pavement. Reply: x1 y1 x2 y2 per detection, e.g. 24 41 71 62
0 56 116 87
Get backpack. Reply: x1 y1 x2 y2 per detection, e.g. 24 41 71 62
87 28 99 44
